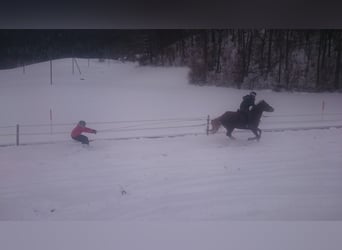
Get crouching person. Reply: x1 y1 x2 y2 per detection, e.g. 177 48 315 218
71 120 97 145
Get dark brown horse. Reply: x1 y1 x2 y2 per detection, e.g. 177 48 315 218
210 100 274 141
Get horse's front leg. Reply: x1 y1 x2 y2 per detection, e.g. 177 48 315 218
257 128 262 139
248 128 261 141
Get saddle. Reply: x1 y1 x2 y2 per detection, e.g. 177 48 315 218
220 110 251 129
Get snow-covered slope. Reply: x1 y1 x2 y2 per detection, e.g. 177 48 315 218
1 59 342 220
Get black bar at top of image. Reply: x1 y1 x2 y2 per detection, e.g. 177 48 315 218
1 0 342 29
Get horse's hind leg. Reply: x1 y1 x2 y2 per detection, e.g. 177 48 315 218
226 127 236 140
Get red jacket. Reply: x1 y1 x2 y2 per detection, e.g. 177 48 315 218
71 125 96 138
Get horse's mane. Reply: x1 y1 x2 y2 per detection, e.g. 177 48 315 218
251 100 264 111
256 100 265 105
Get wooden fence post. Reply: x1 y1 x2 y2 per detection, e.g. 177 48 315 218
72 58 75 74
16 124 19 146
206 115 210 135
321 100 325 120
74 58 82 74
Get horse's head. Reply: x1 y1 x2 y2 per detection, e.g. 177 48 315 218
255 100 274 112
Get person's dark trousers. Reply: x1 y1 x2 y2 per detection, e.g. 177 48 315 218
72 135 89 144
238 111 248 126
247 111 252 127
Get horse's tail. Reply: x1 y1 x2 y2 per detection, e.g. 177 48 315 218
209 116 222 134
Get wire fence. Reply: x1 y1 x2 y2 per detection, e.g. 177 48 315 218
1 112 342 147
262 112 342 124
0 116 210 147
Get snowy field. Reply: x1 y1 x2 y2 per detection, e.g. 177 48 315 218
1 59 342 220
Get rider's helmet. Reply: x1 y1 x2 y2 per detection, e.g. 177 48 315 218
250 91 256 97
78 120 86 127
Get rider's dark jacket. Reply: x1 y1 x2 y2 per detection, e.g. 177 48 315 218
239 94 255 113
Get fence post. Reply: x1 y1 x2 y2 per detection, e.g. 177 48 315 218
72 58 75 74
206 115 210 135
321 100 325 120
16 124 19 146
74 58 82 75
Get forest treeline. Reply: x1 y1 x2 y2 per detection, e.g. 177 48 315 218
1 29 342 91
141 30 342 91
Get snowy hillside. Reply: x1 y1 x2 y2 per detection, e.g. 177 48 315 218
1 58 342 220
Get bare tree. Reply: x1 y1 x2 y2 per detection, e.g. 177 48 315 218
284 30 291 87
246 30 254 77
202 30 208 83
334 31 342 89
316 31 323 89
266 29 273 78
215 30 223 73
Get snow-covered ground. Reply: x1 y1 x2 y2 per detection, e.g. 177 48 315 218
1 59 342 220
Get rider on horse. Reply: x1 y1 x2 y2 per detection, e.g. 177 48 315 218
238 91 256 127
